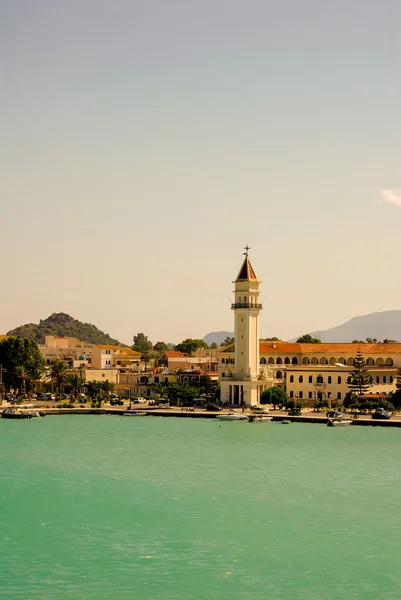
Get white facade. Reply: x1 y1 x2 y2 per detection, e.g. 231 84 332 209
220 252 273 406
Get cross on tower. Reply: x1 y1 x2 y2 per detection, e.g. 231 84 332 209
244 245 250 256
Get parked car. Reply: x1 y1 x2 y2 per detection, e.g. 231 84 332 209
372 407 392 420
133 397 147 404
36 393 47 401
326 409 344 419
288 407 302 416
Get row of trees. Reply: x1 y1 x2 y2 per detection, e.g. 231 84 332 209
151 375 218 405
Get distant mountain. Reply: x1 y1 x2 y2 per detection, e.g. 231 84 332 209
292 310 401 343
203 331 234 346
7 312 125 346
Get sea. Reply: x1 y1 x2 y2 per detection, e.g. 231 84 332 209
1 415 400 599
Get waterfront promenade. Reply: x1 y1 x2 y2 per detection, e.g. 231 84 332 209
2 402 401 427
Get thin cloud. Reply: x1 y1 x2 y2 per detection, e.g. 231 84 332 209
377 188 401 207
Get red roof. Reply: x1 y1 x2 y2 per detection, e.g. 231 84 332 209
236 256 258 281
163 351 185 358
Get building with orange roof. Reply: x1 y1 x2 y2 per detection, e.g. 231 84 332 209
219 253 401 406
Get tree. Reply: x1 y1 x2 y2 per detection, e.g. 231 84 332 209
102 380 116 398
260 386 288 409
141 351 152 371
396 368 401 390
0 336 45 392
153 341 168 353
347 353 371 396
66 374 85 398
84 380 102 400
175 338 208 354
210 342 218 349
49 361 69 397
151 382 169 402
264 337 279 341
132 333 153 354
14 366 30 395
221 336 234 347
296 334 321 343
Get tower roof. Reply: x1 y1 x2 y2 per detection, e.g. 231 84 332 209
235 255 258 281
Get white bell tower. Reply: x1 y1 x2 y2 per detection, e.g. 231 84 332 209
219 247 263 407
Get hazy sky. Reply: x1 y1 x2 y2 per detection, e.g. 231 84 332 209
1 0 400 345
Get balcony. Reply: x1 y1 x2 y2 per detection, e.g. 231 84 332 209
231 302 263 309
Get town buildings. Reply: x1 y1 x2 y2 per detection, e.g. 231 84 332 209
218 252 401 406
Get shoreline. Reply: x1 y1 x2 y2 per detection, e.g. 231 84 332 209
2 405 401 427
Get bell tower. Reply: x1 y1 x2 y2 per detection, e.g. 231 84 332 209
232 246 262 381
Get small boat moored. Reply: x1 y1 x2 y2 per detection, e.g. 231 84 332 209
216 413 248 421
123 411 147 417
1 407 33 419
281 419 291 424
327 419 353 427
248 415 273 422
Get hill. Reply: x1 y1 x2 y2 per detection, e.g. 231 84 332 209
292 310 401 343
7 312 125 346
203 331 234 346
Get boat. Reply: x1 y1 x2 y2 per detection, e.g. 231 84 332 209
123 411 147 417
248 415 273 422
1 407 33 419
327 419 352 427
22 409 42 418
216 413 248 421
281 419 291 424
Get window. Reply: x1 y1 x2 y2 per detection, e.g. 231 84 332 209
154 376 159 383
292 357 298 364
383 376 387 384
328 376 332 384
290 391 294 398
390 376 393 384
290 375 294 383
299 391 303 399
299 375 303 383
376 376 379 384
308 391 312 399
337 392 342 400
309 375 313 383
222 358 225 364
317 375 323 384
337 376 342 384
284 357 290 364
276 357 283 364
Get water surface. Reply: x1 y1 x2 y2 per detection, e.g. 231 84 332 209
1 416 400 599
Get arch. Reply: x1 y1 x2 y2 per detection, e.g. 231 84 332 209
385 358 393 366
268 357 275 364
376 376 380 384
366 357 375 366
329 357 336 365
222 358 225 364
338 357 346 365
346 357 354 366
309 375 313 383
317 374 323 384
302 357 309 365
260 357 267 364
376 357 384 366
290 375 294 383
328 376 332 384
311 357 318 365
292 357 298 365
284 357 290 365
337 376 342 384
299 375 303 383
320 357 328 365
276 357 283 364
276 370 283 379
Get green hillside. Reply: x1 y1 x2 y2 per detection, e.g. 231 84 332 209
7 312 125 346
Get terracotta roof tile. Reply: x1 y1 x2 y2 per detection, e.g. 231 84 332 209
236 256 258 281
220 341 401 355
164 351 185 358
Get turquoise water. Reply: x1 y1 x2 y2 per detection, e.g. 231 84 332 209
1 416 401 599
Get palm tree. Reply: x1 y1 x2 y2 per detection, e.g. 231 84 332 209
49 361 69 397
14 366 30 396
151 382 169 404
84 380 102 400
66 374 85 398
102 380 116 400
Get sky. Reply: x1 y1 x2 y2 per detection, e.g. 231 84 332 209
1 0 400 345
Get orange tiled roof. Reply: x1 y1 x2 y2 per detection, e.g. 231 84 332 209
164 351 185 358
236 256 258 281
221 341 401 355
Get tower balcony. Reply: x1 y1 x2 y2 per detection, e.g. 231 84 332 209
231 302 263 309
